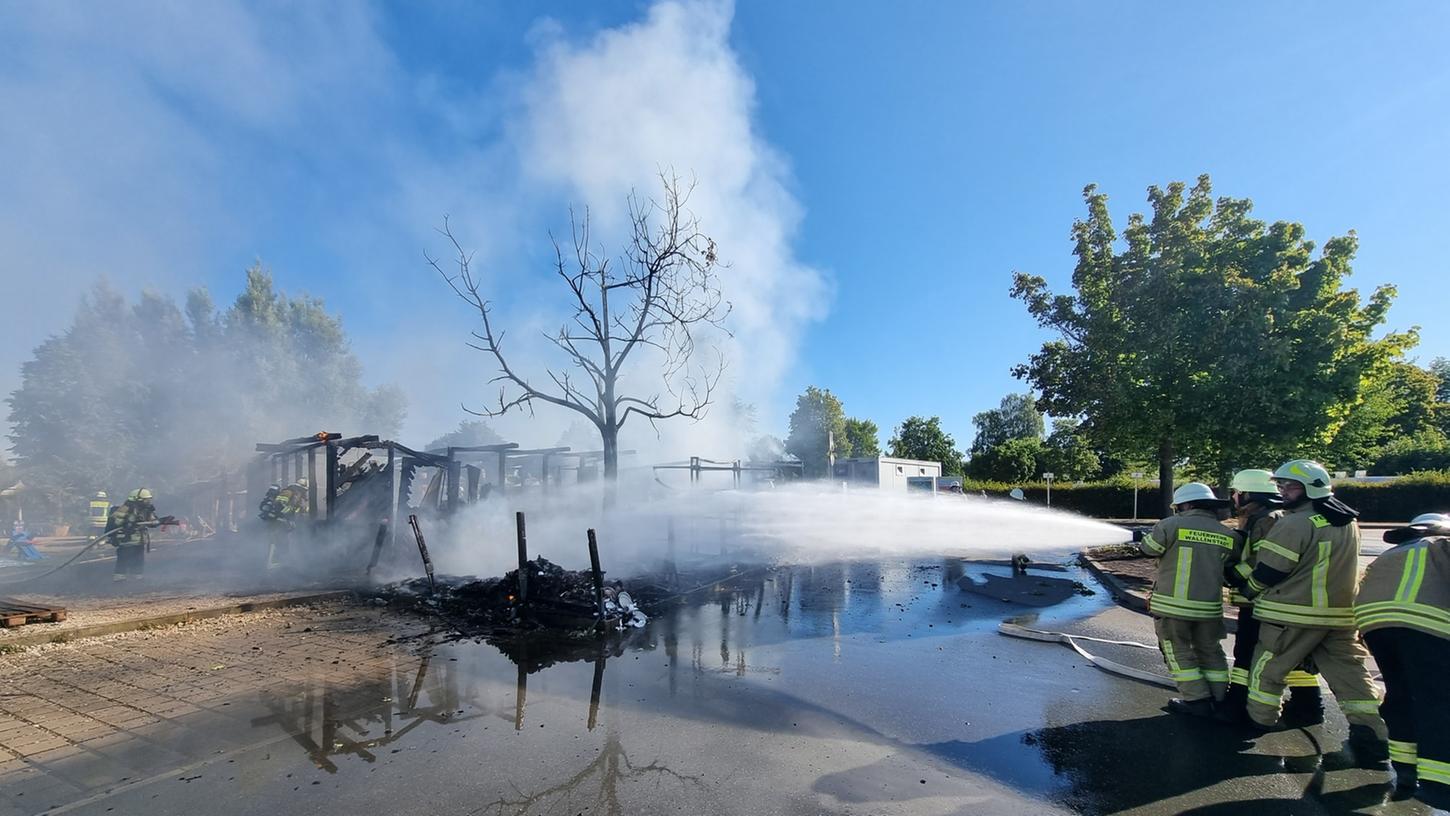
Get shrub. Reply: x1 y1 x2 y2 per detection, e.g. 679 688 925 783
962 470 1450 522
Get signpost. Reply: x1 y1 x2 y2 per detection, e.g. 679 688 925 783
1042 472 1054 507
1131 471 1144 522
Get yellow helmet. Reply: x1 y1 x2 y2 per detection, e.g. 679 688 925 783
128 488 154 502
1273 459 1332 499
297 477 309 490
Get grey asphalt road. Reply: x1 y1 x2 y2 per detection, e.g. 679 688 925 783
0 557 1432 816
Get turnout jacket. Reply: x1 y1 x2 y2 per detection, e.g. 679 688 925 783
1248 503 1361 629
1227 506 1284 607
1140 508 1236 620
1356 535 1450 641
106 502 156 548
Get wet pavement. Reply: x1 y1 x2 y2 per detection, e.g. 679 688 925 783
0 557 1432 816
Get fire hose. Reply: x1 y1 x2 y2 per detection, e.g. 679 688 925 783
997 621 1176 689
0 518 183 585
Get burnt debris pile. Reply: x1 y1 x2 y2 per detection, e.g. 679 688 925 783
373 556 646 641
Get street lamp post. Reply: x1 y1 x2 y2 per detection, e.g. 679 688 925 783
1042 472 1054 507
1131 471 1144 522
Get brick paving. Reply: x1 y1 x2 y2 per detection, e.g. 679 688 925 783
0 602 430 815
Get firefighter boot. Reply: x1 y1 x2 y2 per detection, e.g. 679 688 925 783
1215 684 1248 725
1281 686 1324 726
1347 724 1390 767
1391 761 1417 799
1167 698 1216 719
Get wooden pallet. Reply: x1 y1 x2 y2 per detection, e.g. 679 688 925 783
0 598 67 628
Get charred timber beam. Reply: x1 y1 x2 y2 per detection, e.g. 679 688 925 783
515 512 529 605
324 439 337 521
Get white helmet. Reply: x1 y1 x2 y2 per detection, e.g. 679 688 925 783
1273 459 1333 499
1385 512 1450 544
1172 482 1227 508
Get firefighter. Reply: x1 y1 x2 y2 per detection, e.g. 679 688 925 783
1239 459 1387 760
1139 482 1235 716
1221 469 1321 724
263 478 308 569
1355 512 1450 805
88 491 110 539
107 488 157 581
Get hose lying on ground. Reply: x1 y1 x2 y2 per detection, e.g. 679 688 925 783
0 528 124 585
998 621 1175 689
0 523 209 586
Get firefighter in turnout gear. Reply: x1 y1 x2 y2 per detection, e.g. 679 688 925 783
88 492 110 537
1238 459 1387 760
1221 469 1321 725
1355 512 1450 807
1139 482 1235 717
106 488 160 580
262 478 309 569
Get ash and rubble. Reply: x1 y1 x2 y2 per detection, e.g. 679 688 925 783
369 556 644 637
367 553 773 665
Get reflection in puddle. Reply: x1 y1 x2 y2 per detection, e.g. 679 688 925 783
246 558 1123 812
252 651 480 772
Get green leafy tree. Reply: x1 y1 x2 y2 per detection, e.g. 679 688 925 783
1372 434 1450 475
1012 175 1412 514
1040 418 1101 481
7 268 405 517
1430 358 1450 404
843 417 880 458
785 386 847 478
1323 361 1444 470
966 436 1042 482
888 416 962 476
970 393 1044 453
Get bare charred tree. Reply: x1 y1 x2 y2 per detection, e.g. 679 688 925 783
428 174 731 480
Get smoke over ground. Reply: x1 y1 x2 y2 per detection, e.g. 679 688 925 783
413 484 1129 582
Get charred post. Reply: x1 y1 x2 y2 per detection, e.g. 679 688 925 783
515 512 529 605
587 528 605 624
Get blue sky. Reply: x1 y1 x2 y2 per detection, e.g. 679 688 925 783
3 1 1447 454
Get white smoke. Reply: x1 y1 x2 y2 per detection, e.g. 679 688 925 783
418 481 1129 580
1 1 826 460
499 0 829 456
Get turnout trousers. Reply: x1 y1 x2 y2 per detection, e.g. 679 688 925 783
1231 606 1321 692
1246 622 1385 733
114 543 145 577
1154 616 1228 702
1364 627 1450 809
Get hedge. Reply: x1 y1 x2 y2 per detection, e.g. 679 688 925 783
962 470 1450 523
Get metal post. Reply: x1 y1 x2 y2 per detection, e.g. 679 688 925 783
1131 471 1144 522
1043 472 1054 507
587 528 605 625
515 511 529 604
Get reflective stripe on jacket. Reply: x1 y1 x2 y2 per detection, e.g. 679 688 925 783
1251 503 1360 629
1228 507 1283 606
1140 508 1235 620
1355 536 1450 640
